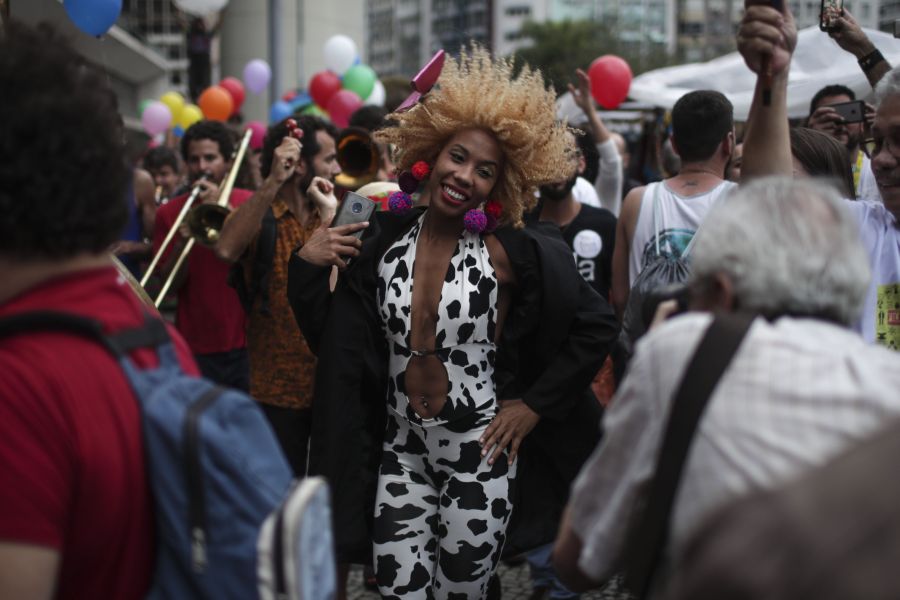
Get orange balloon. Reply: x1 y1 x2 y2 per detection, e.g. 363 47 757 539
198 86 234 122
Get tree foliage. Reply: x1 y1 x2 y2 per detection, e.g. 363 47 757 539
509 19 676 95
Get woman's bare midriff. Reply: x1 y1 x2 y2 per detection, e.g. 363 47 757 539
404 354 449 419
404 231 514 420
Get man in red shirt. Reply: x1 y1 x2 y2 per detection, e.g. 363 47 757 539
0 22 199 598
154 120 253 390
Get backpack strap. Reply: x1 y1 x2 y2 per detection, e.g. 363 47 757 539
229 207 278 316
0 311 120 355
0 310 173 358
650 182 663 257
623 312 756 598
254 207 278 315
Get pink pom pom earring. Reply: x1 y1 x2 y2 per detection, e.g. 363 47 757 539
389 160 431 215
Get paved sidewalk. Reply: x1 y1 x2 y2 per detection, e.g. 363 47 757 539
347 563 619 599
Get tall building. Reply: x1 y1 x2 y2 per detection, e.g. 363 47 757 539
120 0 191 98
788 0 885 30
367 0 492 77
218 0 365 123
677 0 741 62
10 0 169 132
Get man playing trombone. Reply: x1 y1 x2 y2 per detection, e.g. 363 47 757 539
215 115 341 477
152 120 253 390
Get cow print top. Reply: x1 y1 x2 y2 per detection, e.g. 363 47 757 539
377 213 498 427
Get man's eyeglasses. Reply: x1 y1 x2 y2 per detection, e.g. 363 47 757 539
862 134 900 159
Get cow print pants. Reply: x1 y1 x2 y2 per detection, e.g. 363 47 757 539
373 408 516 599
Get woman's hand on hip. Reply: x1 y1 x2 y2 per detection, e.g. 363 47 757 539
480 399 540 466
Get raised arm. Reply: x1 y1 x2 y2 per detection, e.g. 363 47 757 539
570 68 623 214
738 0 797 181
215 136 300 263
828 8 891 89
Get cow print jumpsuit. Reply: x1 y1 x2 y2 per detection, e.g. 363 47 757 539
374 215 516 599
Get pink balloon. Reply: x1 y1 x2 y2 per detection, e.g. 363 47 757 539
246 121 267 151
588 55 633 110
141 101 172 136
326 89 363 128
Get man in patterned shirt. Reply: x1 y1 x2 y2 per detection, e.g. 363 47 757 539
216 116 340 476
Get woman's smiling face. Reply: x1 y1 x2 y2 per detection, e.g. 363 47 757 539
426 128 503 220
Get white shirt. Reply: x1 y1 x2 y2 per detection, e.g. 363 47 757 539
844 200 900 348
628 180 737 285
857 154 881 203
569 313 900 587
572 139 624 216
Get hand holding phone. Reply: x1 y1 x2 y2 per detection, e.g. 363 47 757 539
332 192 377 239
296 192 375 269
820 0 844 32
830 100 865 124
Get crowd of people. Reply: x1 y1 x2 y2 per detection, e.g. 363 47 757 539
2 0 900 598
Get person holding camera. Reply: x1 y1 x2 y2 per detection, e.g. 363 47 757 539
287 47 617 599
806 85 879 201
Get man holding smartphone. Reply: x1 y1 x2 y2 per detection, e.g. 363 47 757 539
215 115 341 477
806 85 878 201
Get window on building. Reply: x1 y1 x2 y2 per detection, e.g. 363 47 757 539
505 5 531 16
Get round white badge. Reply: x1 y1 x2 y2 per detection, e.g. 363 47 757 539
573 230 603 259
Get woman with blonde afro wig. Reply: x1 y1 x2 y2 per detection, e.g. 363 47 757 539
377 46 574 227
289 45 617 600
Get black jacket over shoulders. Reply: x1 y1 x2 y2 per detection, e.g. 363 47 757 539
287 207 619 563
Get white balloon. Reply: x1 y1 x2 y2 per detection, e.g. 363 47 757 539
173 0 228 16
322 35 358 75
365 80 386 107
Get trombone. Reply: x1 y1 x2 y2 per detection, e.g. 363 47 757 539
335 127 381 190
146 128 252 308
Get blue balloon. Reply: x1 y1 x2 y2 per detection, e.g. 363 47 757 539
64 0 122 37
172 125 185 137
270 100 292 124
289 92 312 110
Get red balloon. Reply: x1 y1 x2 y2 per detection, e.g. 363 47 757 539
327 89 363 128
309 71 342 109
219 77 246 113
588 55 633 110
282 89 298 102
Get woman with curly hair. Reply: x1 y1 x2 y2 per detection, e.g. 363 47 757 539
288 47 617 599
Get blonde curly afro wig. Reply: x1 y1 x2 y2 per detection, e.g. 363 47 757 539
375 46 573 228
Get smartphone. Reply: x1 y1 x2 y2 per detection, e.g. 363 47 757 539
830 100 865 124
332 191 376 240
820 0 844 32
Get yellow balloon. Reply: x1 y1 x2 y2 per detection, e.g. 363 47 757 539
160 91 185 123
178 104 204 130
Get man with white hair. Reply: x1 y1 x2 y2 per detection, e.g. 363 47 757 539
552 177 900 594
737 0 900 349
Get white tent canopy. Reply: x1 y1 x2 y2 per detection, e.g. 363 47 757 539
628 26 900 121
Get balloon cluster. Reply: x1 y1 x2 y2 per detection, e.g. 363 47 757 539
138 57 273 142
270 35 386 127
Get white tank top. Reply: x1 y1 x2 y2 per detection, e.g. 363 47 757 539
628 180 737 285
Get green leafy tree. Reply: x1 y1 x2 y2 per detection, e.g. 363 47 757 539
509 19 675 95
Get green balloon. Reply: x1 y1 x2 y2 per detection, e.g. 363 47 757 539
138 99 154 118
341 64 377 101
301 104 328 118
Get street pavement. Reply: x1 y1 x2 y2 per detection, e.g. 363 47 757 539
347 563 619 599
